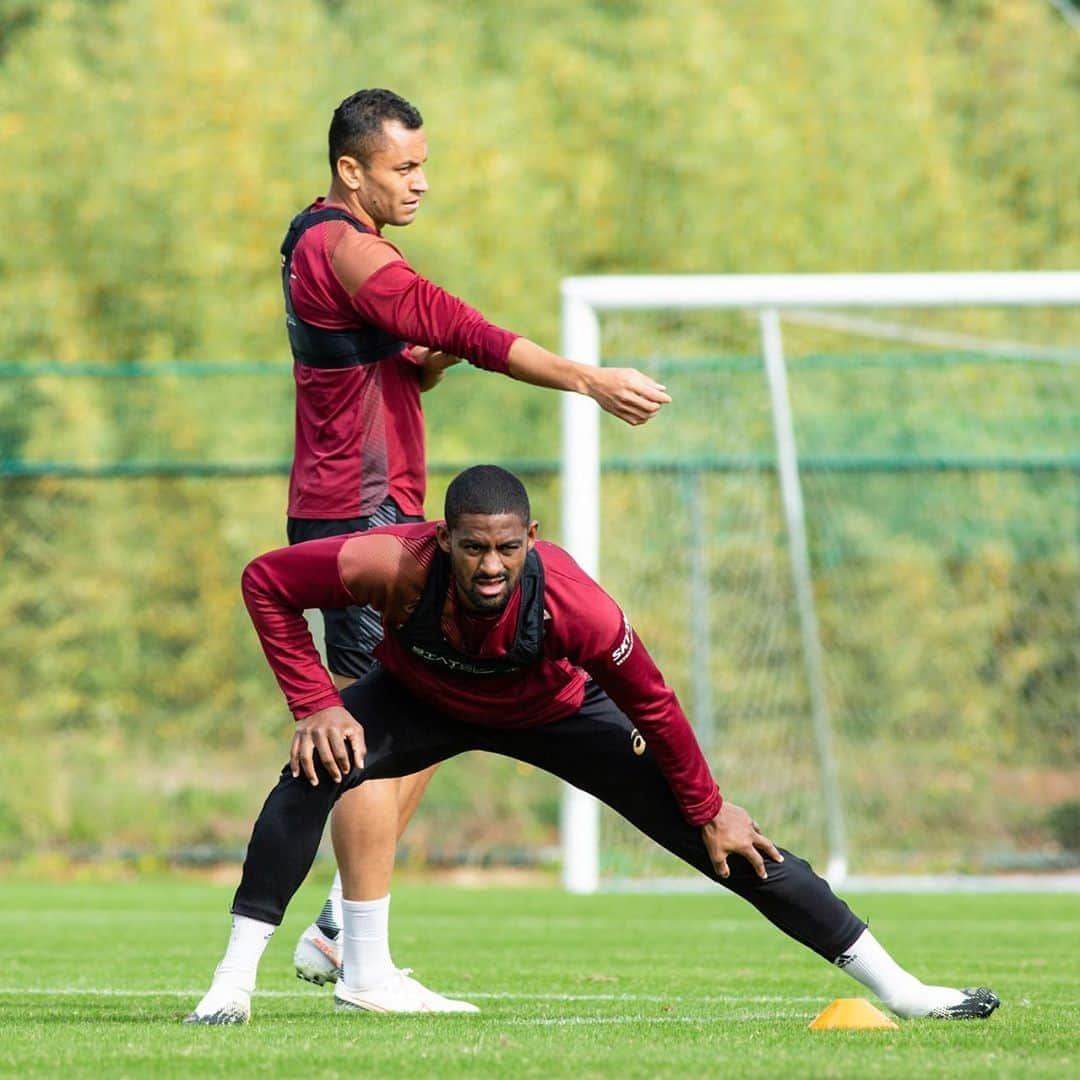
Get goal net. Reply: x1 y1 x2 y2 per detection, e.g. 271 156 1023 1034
558 274 1080 892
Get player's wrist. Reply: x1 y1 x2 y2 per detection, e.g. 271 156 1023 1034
575 362 600 398
292 691 344 721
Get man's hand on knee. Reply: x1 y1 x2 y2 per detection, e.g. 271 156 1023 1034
291 706 367 786
702 802 784 881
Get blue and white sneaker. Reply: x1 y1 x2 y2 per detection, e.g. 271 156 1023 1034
294 923 343 986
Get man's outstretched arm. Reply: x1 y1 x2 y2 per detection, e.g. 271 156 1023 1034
506 337 670 426
351 261 671 425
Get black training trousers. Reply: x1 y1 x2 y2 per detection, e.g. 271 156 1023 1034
232 670 866 961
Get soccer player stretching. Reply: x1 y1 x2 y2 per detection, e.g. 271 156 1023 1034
186 466 999 1023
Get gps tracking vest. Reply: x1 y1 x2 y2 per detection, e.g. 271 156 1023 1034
395 547 546 676
280 207 406 368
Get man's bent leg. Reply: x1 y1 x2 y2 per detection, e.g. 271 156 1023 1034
297 766 440 985
322 678 478 1013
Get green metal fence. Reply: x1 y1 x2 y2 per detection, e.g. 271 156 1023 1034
2 356 1077 873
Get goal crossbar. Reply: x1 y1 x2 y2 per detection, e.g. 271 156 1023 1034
562 271 1080 311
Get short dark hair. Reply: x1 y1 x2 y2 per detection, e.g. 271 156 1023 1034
444 466 531 529
328 88 423 172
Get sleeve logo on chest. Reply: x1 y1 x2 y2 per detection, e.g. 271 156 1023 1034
611 612 634 666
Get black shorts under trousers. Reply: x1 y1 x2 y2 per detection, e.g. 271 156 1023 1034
231 669 866 962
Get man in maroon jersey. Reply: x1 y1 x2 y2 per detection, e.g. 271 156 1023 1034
186 467 999 1024
281 88 671 990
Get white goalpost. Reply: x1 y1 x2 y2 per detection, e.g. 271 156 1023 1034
559 271 1080 895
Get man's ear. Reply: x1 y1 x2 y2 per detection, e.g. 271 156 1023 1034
335 155 364 190
435 522 452 553
526 520 539 549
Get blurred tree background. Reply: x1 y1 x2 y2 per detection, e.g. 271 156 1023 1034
0 0 1077 871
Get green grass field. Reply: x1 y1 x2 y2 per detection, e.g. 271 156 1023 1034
0 873 1076 1079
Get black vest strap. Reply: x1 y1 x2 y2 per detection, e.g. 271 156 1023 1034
394 548 546 677
281 207 405 369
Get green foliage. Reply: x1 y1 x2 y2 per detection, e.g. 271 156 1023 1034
1 0 1076 360
0 1 1078 860
1048 800 1080 852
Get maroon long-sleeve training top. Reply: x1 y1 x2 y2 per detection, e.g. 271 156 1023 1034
241 523 723 827
287 198 519 519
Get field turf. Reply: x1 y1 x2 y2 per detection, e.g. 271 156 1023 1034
0 875 1076 1078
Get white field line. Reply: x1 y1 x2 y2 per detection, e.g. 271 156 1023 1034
498 1013 808 1025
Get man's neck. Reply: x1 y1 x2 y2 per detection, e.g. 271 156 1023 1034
323 184 379 232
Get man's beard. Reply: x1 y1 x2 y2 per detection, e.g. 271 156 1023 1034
463 573 512 612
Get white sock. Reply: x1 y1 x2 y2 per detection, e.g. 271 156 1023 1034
316 872 345 938
834 928 967 1018
210 914 275 995
341 894 395 991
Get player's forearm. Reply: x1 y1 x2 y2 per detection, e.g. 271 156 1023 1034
636 701 723 826
506 337 593 395
241 544 352 718
507 339 671 426
587 635 722 826
620 691 721 826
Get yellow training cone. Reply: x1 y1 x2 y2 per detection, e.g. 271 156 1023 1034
809 998 899 1030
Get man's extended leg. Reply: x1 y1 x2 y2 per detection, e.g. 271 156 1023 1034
476 682 999 1021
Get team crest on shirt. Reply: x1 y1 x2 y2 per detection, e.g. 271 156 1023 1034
611 612 634 666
